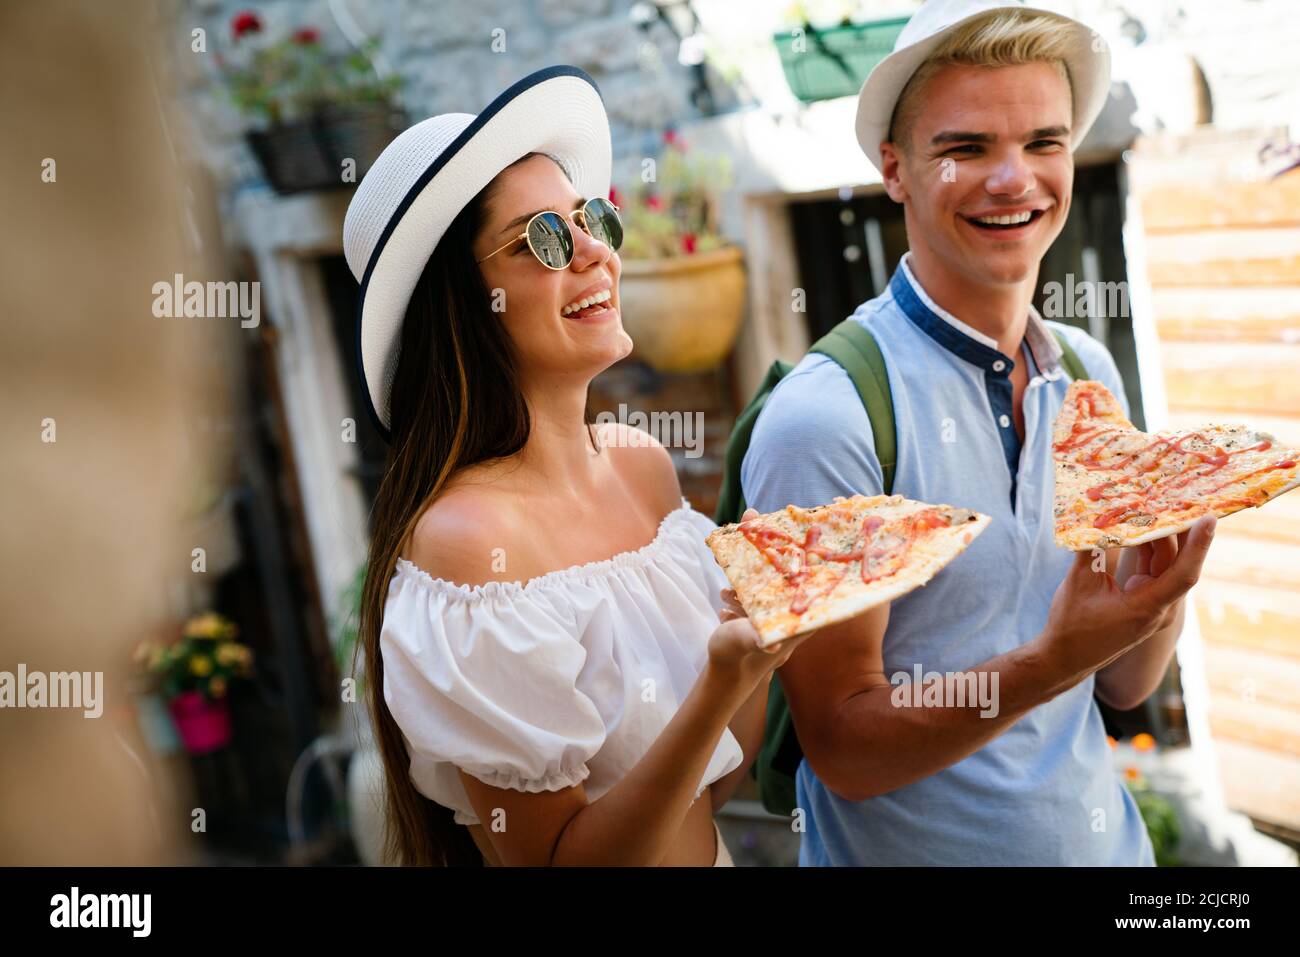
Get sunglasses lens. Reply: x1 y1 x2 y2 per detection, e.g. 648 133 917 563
583 197 623 252
527 212 574 268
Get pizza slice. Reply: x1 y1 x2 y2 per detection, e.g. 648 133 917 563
705 494 990 646
1053 380 1300 550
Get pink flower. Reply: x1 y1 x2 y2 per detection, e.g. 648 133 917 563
681 232 697 254
645 194 662 211
231 10 262 40
292 27 320 45
663 127 686 152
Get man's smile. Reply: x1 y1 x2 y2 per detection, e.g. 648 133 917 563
959 204 1051 237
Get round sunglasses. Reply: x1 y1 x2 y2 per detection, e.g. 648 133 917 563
476 197 623 270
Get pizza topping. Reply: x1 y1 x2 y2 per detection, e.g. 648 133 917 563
1058 420 1291 529
739 505 957 614
1053 382 1300 544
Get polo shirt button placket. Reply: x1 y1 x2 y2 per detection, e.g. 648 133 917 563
999 414 1011 428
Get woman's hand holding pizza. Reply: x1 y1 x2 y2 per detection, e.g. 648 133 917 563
708 509 819 688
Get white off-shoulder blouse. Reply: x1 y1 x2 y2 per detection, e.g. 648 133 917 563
379 497 745 826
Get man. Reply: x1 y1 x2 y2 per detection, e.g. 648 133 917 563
741 0 1215 865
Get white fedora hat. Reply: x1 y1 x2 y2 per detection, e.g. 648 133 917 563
854 0 1111 175
343 65 611 441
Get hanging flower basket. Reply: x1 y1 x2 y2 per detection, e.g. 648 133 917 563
774 16 910 103
218 11 406 195
246 102 406 195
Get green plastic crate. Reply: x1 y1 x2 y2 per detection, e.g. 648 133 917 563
774 17 910 103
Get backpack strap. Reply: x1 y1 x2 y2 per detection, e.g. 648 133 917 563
809 320 896 495
1049 327 1089 381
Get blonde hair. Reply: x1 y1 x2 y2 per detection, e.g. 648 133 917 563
889 10 1076 153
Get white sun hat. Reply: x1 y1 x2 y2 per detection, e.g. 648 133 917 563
343 65 611 441
854 0 1111 175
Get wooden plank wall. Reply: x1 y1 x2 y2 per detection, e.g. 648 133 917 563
1129 126 1300 832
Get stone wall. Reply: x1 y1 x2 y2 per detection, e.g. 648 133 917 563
172 0 735 201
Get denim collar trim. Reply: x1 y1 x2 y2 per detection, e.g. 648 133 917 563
893 251 1064 377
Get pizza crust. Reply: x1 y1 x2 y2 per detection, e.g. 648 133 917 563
706 494 990 645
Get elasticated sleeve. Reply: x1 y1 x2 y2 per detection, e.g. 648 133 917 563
379 563 607 794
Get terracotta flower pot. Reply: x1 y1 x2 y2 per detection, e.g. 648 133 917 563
167 690 232 755
617 245 746 373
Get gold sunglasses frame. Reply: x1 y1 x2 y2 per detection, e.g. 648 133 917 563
476 198 622 270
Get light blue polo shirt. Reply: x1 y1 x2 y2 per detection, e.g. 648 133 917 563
741 252 1155 866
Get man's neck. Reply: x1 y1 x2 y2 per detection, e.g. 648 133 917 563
905 247 1036 358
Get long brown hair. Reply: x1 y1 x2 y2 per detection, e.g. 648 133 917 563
353 154 597 865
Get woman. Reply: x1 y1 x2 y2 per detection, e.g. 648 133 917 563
344 66 812 866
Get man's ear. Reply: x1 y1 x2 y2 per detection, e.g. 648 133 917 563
879 142 907 204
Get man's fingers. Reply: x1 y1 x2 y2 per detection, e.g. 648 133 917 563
1139 515 1215 606
1135 542 1152 578
1150 534 1177 577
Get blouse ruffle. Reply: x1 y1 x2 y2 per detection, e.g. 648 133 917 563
379 498 744 826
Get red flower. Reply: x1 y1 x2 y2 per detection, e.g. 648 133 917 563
645 194 662 211
292 27 320 45
663 127 686 151
231 10 262 39
681 232 697 254
608 184 620 206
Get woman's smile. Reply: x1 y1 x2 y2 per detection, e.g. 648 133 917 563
560 282 617 322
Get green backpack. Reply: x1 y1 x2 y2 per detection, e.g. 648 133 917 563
714 317 1089 816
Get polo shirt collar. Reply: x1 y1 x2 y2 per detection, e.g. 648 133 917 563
892 251 1064 378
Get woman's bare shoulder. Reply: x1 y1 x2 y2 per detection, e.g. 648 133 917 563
402 478 522 587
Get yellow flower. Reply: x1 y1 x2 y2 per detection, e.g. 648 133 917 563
186 612 231 640
209 676 227 698
215 642 240 666
189 655 213 677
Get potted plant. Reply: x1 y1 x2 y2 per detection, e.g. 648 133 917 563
135 612 254 755
1111 733 1182 866
614 131 746 374
217 10 405 195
